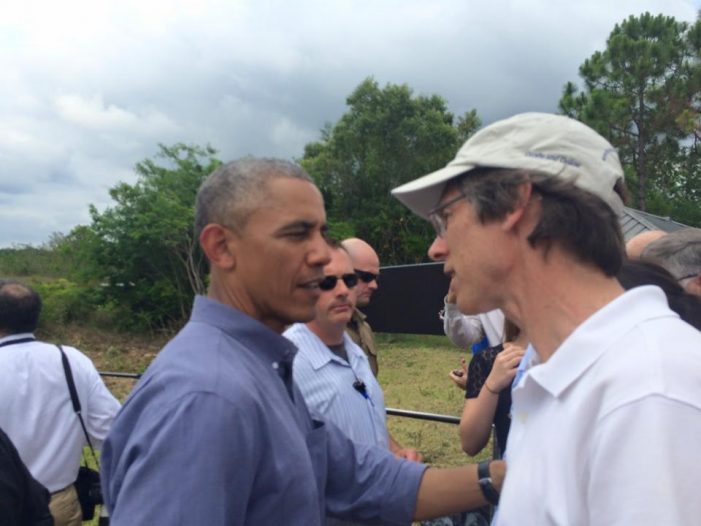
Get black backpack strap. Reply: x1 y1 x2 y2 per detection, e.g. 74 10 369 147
57 344 99 468
0 337 36 348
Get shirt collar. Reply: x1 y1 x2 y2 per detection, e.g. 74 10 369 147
190 295 298 366
527 286 676 397
291 324 355 371
351 308 367 322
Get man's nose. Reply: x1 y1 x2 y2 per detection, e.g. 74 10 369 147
309 233 331 267
428 236 448 261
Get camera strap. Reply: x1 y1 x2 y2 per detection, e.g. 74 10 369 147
57 344 100 469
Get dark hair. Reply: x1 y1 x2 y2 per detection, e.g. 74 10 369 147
0 280 42 334
617 259 701 330
456 168 625 276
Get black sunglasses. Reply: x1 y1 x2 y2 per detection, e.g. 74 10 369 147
319 273 358 291
354 269 379 284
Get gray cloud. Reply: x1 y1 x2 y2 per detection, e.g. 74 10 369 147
1 0 698 246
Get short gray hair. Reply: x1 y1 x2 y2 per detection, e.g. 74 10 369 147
194 158 313 239
641 228 701 280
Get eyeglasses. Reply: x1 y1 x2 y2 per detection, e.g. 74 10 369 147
354 269 379 284
428 192 467 237
677 273 699 282
318 273 358 291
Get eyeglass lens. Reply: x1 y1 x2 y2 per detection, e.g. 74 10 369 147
354 269 378 284
318 273 359 291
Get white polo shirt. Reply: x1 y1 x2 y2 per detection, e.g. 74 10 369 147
0 334 120 492
499 286 701 525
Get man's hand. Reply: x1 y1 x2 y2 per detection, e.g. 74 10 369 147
448 357 467 390
389 434 423 462
394 447 423 462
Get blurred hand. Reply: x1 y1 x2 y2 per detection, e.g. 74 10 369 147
486 343 525 392
448 357 467 390
394 447 423 462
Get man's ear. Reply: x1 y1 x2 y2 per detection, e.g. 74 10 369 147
199 224 237 270
501 182 534 233
685 274 701 297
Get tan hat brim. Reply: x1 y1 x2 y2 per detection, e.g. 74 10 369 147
391 163 475 220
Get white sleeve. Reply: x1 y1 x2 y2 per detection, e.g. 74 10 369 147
441 299 484 348
85 364 121 449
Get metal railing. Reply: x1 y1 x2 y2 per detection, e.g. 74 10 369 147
100 371 461 425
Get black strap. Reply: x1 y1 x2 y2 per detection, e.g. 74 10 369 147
0 337 36 348
477 460 500 505
57 345 99 469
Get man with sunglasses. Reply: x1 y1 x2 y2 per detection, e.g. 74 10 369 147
342 238 381 376
285 242 421 477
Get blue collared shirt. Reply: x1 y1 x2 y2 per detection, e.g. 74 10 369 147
102 296 425 526
285 323 389 449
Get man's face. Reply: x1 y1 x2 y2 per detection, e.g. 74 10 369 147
427 185 511 315
228 177 331 333
314 249 358 328
350 247 380 308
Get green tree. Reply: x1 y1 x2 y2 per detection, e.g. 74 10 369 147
559 12 701 221
81 143 220 329
301 77 480 264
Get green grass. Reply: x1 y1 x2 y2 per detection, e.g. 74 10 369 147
376 333 491 467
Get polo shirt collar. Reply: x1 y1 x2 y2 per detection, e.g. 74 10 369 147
527 286 676 397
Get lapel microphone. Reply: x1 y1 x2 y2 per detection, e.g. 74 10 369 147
353 380 369 399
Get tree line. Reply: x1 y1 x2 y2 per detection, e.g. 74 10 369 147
2 12 699 331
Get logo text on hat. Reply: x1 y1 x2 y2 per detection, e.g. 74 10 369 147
526 151 581 168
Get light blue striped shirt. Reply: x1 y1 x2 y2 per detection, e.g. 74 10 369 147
285 324 389 449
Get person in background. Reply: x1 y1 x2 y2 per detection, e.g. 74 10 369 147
285 241 420 525
642 227 701 297
0 427 54 526
624 229 666 258
449 320 525 460
0 280 120 526
617 259 701 330
342 238 381 376
441 290 504 355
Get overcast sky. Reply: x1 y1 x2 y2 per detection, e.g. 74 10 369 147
1 0 699 247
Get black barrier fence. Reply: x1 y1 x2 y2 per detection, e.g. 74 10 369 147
362 262 450 335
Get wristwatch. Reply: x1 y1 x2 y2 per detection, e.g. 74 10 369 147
477 460 500 505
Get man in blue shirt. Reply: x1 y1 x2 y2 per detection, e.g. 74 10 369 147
102 158 504 525
285 242 420 457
